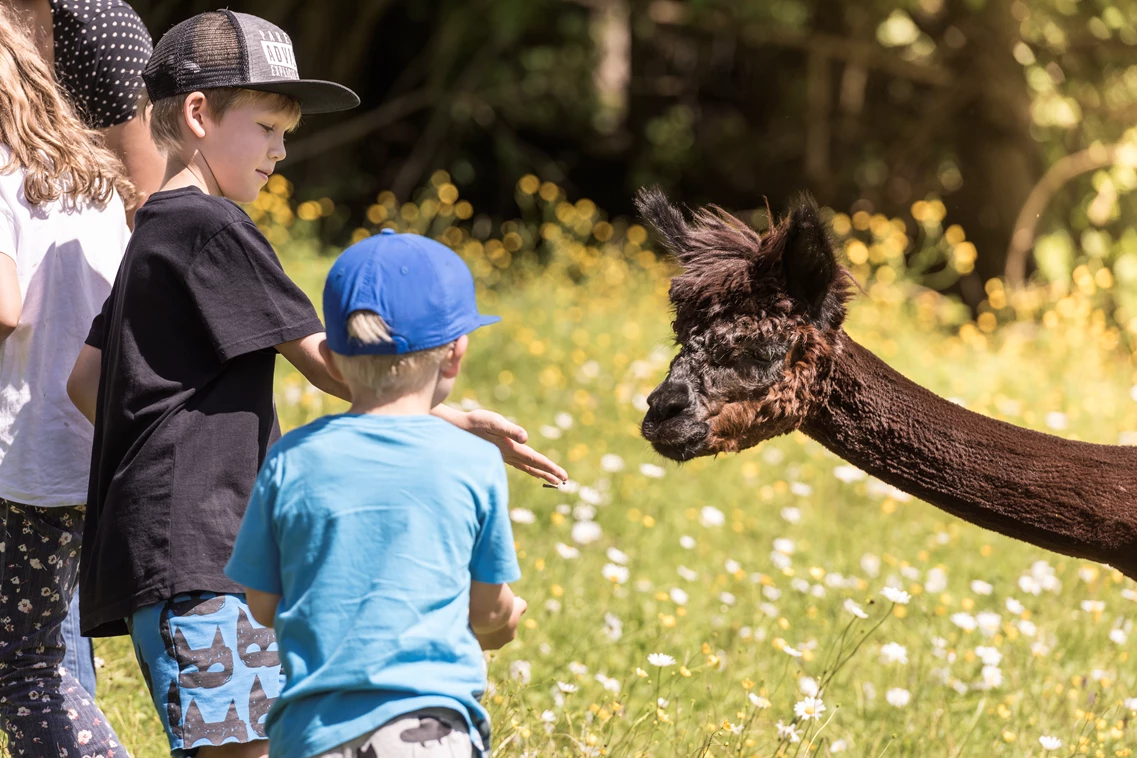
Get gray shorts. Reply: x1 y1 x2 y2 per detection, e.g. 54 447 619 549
315 708 475 758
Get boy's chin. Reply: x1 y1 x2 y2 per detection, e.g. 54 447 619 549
220 181 262 205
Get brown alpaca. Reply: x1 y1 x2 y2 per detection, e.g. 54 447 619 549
636 187 1137 579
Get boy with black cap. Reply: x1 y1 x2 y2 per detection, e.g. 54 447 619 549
64 10 559 757
225 229 525 758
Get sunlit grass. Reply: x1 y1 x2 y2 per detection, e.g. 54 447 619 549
77 176 1137 758
86 231 1137 758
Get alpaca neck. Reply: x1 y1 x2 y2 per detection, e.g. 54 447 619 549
801 331 1137 578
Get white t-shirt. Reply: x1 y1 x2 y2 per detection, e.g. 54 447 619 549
0 149 128 506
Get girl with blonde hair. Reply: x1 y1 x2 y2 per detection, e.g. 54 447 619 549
0 2 133 754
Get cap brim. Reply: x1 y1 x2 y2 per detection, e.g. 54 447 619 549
245 79 360 114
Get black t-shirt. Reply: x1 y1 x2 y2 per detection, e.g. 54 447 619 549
51 0 152 129
80 186 324 637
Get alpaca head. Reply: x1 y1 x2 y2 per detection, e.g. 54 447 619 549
637 187 851 461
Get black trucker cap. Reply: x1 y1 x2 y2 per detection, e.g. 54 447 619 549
142 10 360 115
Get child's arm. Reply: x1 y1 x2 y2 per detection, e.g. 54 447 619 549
470 582 526 650
0 252 19 342
67 344 102 424
244 588 281 628
433 404 568 485
276 332 352 402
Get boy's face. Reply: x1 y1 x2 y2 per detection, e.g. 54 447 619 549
199 99 292 203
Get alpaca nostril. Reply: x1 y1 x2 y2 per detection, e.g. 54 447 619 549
646 384 691 423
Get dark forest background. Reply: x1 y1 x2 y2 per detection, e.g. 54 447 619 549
129 0 1137 305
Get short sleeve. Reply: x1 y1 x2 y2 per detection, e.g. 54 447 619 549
53 1 153 129
0 196 15 260
470 461 521 585
225 458 284 595
186 221 323 362
84 298 109 349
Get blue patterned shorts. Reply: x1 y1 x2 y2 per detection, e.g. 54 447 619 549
128 592 284 756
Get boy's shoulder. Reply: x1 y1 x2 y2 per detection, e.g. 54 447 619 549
135 187 260 245
269 414 503 469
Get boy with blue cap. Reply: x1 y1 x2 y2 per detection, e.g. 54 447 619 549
224 229 527 758
65 10 561 757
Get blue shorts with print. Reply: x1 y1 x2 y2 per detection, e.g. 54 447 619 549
128 591 284 756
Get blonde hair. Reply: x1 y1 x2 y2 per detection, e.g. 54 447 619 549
332 311 452 395
0 4 135 209
146 88 302 154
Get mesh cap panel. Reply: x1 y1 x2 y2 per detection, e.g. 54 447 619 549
143 12 248 102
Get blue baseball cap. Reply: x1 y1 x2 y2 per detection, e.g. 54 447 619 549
323 229 500 355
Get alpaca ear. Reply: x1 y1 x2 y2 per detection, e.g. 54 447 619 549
781 198 837 323
635 186 692 262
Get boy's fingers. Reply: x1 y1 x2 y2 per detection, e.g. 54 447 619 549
503 446 568 484
468 409 528 444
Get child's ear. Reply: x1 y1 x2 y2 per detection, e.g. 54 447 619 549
183 91 209 139
318 339 345 383
441 335 469 379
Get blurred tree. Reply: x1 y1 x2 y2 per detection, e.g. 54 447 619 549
130 0 1137 305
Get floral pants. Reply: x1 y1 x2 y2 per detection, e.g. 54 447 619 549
0 500 126 757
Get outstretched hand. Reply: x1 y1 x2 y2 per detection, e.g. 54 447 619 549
433 405 568 485
465 409 569 485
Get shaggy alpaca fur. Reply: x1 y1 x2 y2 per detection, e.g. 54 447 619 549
638 187 1137 578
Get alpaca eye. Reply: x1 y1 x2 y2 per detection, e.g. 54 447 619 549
750 345 783 364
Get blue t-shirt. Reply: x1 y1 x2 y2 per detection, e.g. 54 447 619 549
224 413 520 758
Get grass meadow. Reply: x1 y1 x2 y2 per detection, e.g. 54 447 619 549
74 179 1137 758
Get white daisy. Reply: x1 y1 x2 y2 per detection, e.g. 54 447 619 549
679 535 696 549
975 646 1002 667
571 521 602 545
639 463 665 478
594 673 620 693
844 598 869 619
647 653 676 667
885 688 910 707
976 611 1001 637
833 464 867 483
605 546 629 565
773 538 795 555
880 586 910 605
509 508 536 524
600 454 625 472
510 660 531 683
860 553 881 577
748 693 771 708
794 696 825 721
924 567 948 593
699 505 725 527
970 580 993 596
950 612 977 632
555 542 580 559
601 563 629 584
775 721 802 743
879 642 908 665
980 665 1003 689
1038 735 1062 751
